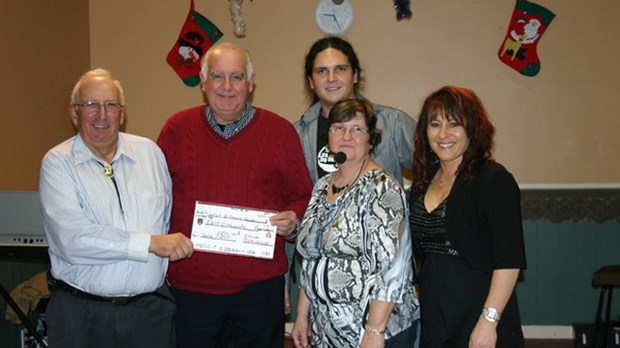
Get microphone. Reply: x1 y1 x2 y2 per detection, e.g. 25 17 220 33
334 152 347 164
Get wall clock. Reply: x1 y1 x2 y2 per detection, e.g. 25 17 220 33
315 0 354 35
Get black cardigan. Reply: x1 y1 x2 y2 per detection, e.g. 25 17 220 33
413 161 527 273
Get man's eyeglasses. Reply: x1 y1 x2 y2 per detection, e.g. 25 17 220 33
329 125 368 136
73 101 123 115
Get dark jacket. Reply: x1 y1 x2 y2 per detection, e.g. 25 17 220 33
416 161 527 273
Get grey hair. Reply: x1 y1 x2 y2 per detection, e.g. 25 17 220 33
70 68 125 105
199 42 254 82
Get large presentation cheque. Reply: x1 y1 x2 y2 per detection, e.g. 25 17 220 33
190 201 277 259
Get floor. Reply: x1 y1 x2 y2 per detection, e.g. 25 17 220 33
525 339 573 348
285 337 575 348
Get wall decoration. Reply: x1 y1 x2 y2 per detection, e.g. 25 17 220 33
315 0 354 35
167 0 223 87
230 0 249 38
393 0 412 21
498 0 555 77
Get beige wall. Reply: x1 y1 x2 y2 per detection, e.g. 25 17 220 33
89 0 620 185
0 0 90 190
2 0 619 189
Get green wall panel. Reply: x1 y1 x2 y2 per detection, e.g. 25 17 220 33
1 191 618 348
517 221 620 325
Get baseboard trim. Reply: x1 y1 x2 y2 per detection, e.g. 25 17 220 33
288 323 575 340
523 325 574 339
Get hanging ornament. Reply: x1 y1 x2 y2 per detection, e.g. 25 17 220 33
230 0 246 38
393 0 412 21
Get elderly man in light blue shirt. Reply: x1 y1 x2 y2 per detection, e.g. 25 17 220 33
39 68 193 348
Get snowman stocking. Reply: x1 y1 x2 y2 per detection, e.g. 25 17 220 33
167 0 223 87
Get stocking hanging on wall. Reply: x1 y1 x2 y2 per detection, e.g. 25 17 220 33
498 0 555 77
167 0 223 87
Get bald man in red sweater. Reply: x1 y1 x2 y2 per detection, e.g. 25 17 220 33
158 42 313 348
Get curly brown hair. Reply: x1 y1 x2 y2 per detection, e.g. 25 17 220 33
411 86 495 192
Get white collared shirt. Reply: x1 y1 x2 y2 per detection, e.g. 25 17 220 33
39 133 172 296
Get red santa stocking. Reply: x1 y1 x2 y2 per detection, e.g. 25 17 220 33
167 0 223 87
498 0 555 77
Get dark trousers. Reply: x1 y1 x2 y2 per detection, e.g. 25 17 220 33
385 319 420 348
172 276 285 348
46 284 176 348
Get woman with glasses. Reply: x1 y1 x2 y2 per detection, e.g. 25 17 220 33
291 98 419 348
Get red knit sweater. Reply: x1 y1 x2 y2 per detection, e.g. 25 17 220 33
157 105 313 294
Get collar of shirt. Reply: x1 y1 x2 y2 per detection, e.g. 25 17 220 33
72 133 136 167
205 101 256 139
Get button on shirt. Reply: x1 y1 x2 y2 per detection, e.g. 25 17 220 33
39 133 172 297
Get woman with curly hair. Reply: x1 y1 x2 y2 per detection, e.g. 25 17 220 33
409 86 526 348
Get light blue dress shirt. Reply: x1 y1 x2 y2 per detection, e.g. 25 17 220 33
39 133 172 297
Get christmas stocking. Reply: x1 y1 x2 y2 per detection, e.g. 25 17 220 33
167 0 223 87
498 0 555 77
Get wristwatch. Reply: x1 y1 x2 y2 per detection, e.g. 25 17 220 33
482 307 502 322
285 219 302 241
